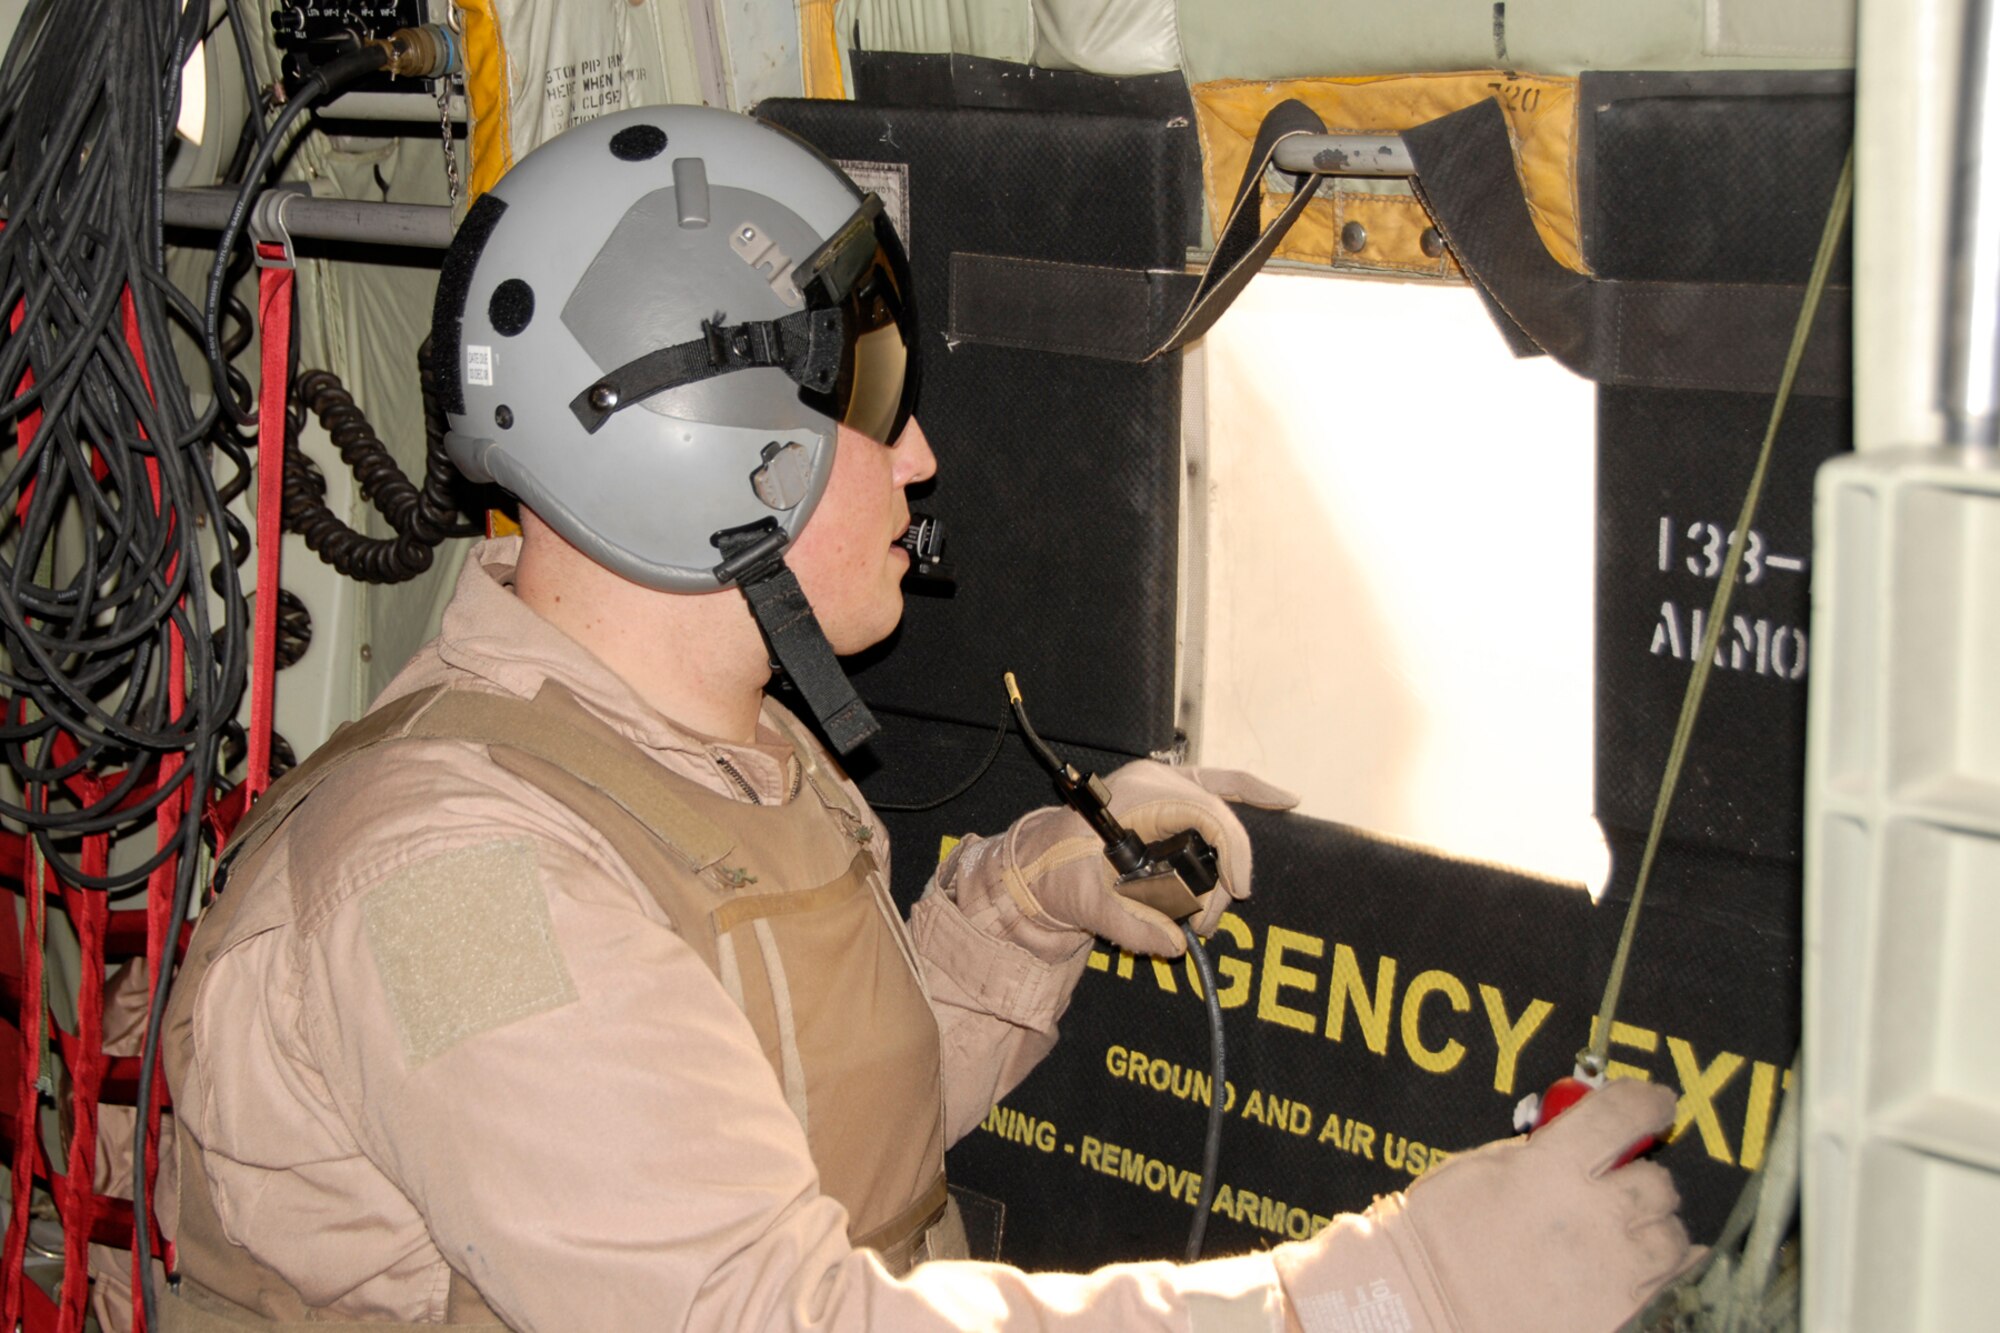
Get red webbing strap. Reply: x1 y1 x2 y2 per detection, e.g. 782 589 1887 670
248 246 293 806
0 265 196 1330
0 840 48 1330
21 1274 58 1333
137 800 185 1329
55 805 109 1333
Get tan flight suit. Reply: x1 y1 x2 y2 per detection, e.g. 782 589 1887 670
161 540 1287 1331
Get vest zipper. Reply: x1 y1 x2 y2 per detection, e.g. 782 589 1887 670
711 754 762 805
713 751 803 804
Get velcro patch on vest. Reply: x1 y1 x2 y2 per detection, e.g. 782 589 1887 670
363 841 577 1066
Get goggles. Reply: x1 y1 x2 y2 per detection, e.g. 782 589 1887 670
568 193 919 446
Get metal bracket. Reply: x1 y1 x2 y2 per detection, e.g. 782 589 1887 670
249 182 313 269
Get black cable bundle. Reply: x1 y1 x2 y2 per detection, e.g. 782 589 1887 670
0 0 448 1320
0 0 247 1318
0 0 245 905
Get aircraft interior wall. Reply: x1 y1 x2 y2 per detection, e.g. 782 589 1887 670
4 0 1992 1328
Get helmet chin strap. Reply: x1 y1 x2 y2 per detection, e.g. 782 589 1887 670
713 520 880 755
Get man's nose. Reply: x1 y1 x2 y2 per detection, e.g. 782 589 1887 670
895 417 937 485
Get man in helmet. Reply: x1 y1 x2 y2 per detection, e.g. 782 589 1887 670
162 107 1694 1331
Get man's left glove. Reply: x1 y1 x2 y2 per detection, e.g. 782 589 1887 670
940 761 1297 958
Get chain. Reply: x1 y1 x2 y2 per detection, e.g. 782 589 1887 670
436 74 461 208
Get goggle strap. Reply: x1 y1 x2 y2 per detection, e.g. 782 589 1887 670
570 307 846 434
714 525 881 755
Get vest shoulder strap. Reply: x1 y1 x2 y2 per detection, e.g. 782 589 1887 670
413 684 734 869
220 683 735 878
219 687 452 874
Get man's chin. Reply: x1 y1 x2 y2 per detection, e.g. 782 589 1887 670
856 592 912 652
832 592 906 658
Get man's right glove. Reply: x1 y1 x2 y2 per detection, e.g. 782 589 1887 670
1270 1079 1698 1333
937 760 1296 960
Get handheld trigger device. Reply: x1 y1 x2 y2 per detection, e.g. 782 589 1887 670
1004 672 1232 1262
1516 1062 1657 1166
1003 672 1218 920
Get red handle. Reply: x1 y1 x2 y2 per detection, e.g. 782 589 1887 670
1533 1076 1656 1167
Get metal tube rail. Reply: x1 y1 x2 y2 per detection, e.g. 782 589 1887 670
163 187 456 250
319 90 466 123
1271 133 1414 178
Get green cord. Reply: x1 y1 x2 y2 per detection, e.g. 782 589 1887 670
1585 149 1855 1076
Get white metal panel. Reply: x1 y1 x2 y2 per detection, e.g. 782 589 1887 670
1806 450 2000 1330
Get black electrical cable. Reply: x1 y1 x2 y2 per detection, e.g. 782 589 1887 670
1182 923 1227 1260
1010 696 1066 776
199 42 388 422
0 0 241 859
219 0 262 127
0 6 253 1330
133 29 397 1326
214 0 269 189
1003 678 1231 1261
279 340 484 583
868 702 1012 812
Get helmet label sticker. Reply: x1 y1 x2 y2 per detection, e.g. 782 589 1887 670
467 345 494 387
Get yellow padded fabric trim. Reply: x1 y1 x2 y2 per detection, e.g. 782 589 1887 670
363 841 578 1066
1191 73 1585 275
799 0 846 99
457 0 516 199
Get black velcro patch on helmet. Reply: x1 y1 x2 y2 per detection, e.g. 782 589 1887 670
489 279 535 337
609 125 668 161
430 192 510 416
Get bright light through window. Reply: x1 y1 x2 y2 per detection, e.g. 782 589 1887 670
1193 272 1608 894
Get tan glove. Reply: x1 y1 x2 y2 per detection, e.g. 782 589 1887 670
943 761 1297 958
1271 1080 1697 1333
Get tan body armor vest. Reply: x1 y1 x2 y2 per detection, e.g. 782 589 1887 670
164 684 957 1330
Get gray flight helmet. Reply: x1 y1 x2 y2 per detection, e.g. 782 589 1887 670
430 105 910 593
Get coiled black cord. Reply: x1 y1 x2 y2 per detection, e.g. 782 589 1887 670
280 339 484 583
868 702 1013 812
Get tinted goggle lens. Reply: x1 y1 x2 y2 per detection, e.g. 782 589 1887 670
799 195 919 446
